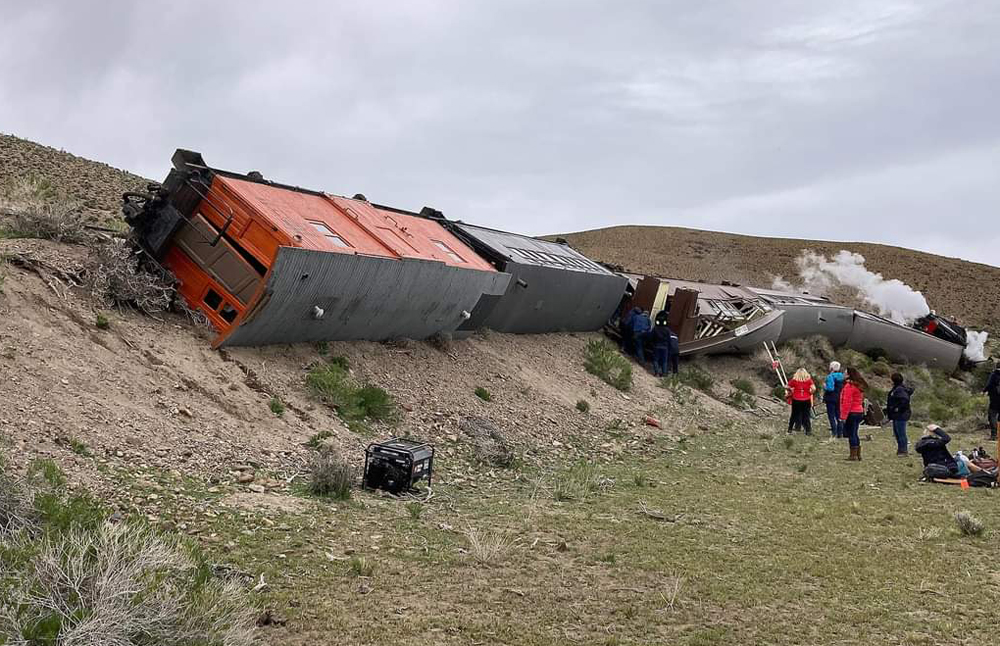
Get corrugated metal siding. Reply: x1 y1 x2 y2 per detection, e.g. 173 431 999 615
477 264 628 334
219 248 511 347
452 223 617 275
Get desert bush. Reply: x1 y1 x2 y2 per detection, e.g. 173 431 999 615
727 390 755 410
474 386 492 402
463 525 516 565
305 430 333 449
954 511 985 537
460 417 517 468
872 361 891 377
583 339 633 391
90 238 175 315
306 363 396 424
553 461 608 502
405 502 423 520
576 399 590 413
269 396 285 417
865 347 889 363
0 176 88 244
348 555 374 577
95 312 110 330
308 447 354 500
427 332 453 353
677 366 714 393
731 378 756 396
771 385 787 400
0 458 257 646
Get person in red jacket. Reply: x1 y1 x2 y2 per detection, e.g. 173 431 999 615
839 367 869 461
785 368 817 435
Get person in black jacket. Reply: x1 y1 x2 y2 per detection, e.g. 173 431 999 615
649 318 673 377
915 425 958 475
983 363 1000 441
886 372 914 456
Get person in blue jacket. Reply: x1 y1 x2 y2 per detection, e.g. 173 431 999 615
886 372 914 456
823 361 845 438
620 307 639 355
631 310 652 364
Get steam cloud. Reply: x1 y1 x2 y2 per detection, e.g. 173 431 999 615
965 330 989 362
792 251 930 325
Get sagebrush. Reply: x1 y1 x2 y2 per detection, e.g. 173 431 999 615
0 176 89 244
308 447 354 500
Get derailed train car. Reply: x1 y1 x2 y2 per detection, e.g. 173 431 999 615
749 287 965 370
422 220 628 334
124 150 511 347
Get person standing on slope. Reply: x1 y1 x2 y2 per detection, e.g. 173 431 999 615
649 316 673 377
785 368 817 435
886 372 914 456
840 367 868 461
631 309 652 364
823 362 845 438
983 361 1000 441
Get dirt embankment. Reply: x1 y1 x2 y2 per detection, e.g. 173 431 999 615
556 225 1000 332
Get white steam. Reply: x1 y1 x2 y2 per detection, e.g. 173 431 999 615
794 251 930 325
964 330 989 362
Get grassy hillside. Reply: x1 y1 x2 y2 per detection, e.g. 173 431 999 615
556 225 1000 332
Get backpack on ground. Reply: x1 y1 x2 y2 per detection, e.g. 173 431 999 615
922 464 952 481
967 470 998 487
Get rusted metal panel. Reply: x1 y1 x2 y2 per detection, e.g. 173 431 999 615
847 311 963 370
218 247 512 347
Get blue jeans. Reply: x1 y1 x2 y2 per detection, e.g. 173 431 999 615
825 400 842 437
633 334 646 362
892 419 908 453
843 413 863 448
652 347 668 376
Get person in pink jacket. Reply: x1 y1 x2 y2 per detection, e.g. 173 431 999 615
839 367 868 461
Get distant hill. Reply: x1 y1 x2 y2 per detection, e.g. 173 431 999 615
0 133 149 222
554 225 1000 332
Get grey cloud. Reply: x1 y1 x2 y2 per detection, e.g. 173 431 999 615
1 0 998 265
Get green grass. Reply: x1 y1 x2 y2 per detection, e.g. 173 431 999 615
474 386 492 402
269 395 285 417
68 438 91 457
576 399 590 413
731 378 756 396
583 339 633 391
95 312 110 330
676 365 715 393
306 362 396 424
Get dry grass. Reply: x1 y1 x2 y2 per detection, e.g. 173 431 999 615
89 238 176 315
307 447 354 500
954 511 985 537
463 524 518 565
0 177 89 244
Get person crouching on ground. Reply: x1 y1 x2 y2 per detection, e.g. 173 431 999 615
649 316 673 377
839 367 868 461
915 425 959 476
823 361 845 438
886 372 914 456
786 368 816 435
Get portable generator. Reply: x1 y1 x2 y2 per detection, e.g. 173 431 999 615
363 438 435 494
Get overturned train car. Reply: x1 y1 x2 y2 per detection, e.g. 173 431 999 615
427 221 628 334
124 150 510 347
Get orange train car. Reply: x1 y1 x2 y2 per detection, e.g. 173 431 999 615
124 150 510 347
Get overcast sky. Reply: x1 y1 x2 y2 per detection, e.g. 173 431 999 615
2 1 999 265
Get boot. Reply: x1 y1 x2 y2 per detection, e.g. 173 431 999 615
847 446 859 461
856 445 862 461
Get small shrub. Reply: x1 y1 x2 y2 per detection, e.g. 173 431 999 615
866 347 889 363
771 385 787 400
727 390 755 410
90 238 176 315
797 464 808 473
316 340 329 356
463 525 516 564
95 312 111 330
348 555 374 577
677 366 714 393
328 355 350 370
68 438 91 457
583 339 633 391
955 511 985 537
269 396 285 417
305 430 333 449
405 502 423 520
306 363 396 423
872 361 891 377
428 332 453 353
576 399 590 413
0 176 88 243
308 448 354 500
461 417 517 468
782 437 794 450
356 384 395 421
553 461 606 502
475 387 492 402
633 473 649 488
731 379 756 396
